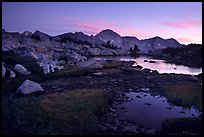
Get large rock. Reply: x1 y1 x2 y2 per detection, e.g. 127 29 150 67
13 64 31 75
2 63 6 79
16 80 44 95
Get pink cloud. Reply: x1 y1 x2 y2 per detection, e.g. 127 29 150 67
59 16 116 34
76 23 101 33
163 20 201 28
175 37 192 44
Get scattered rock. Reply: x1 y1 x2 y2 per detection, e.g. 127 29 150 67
179 111 185 114
16 80 44 95
13 64 31 76
141 88 150 92
149 60 156 63
136 95 142 98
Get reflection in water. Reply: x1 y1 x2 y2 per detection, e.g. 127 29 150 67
118 92 202 129
93 56 202 75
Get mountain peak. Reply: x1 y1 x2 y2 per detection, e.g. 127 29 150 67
97 29 119 35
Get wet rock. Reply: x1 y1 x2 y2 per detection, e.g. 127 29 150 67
144 103 151 106
136 95 142 98
149 60 156 63
142 68 151 73
179 111 185 114
135 65 143 69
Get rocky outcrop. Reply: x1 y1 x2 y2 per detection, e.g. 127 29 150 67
39 59 65 74
2 62 6 79
13 64 31 76
16 80 44 95
95 29 123 49
21 31 32 37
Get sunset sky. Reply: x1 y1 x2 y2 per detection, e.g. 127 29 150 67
2 2 202 44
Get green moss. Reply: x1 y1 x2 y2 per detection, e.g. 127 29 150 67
161 82 202 110
103 61 127 69
102 68 122 75
40 89 112 134
2 89 112 135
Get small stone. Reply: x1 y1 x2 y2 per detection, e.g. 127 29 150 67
179 111 185 114
149 60 156 63
9 70 16 78
144 103 151 106
93 72 103 76
53 88 64 92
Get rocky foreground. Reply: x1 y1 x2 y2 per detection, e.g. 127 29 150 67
2 59 202 135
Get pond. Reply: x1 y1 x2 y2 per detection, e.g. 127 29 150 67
93 56 202 75
117 91 202 130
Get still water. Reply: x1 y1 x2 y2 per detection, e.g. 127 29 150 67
93 56 202 75
118 91 202 129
